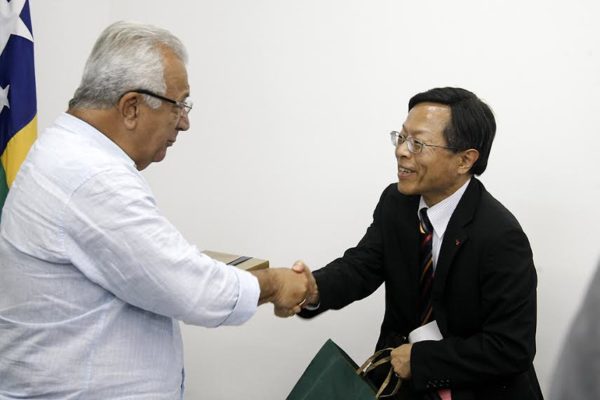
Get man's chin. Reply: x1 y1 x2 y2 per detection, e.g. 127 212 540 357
153 150 168 163
396 182 415 196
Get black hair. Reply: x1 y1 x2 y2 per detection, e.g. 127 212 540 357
408 87 496 175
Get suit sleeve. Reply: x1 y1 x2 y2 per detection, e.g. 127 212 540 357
298 186 393 318
411 225 538 390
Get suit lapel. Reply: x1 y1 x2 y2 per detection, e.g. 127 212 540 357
433 179 482 316
400 196 421 287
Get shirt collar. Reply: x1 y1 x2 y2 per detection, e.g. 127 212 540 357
418 178 471 238
54 112 136 168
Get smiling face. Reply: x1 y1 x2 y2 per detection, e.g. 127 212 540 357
133 48 190 170
395 102 474 206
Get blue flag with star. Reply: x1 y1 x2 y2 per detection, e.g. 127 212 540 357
0 0 37 217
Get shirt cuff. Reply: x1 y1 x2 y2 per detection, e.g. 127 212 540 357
220 269 260 326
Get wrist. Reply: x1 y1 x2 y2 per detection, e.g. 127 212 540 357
251 269 277 305
307 290 319 306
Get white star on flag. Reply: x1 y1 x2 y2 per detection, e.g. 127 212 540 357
0 84 9 113
0 0 33 55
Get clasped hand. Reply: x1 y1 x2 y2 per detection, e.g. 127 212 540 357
390 343 412 379
266 261 318 317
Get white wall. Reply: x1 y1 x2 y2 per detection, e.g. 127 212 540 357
31 0 600 398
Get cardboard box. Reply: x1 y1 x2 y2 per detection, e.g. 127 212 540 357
202 250 269 271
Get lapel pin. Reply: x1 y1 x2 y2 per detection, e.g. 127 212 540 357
455 239 461 246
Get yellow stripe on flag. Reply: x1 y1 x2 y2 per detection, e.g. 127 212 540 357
1 116 37 188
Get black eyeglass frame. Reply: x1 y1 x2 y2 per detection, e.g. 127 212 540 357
130 88 193 114
389 130 457 154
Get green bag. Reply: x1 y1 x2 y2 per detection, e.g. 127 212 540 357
287 339 401 400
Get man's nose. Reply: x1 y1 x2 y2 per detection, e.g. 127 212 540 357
395 140 410 158
177 110 190 131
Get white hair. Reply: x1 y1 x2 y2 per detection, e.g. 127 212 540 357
69 21 188 110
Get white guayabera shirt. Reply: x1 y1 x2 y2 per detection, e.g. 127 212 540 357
0 113 259 399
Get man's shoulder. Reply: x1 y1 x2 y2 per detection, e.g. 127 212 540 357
469 180 524 233
25 123 136 195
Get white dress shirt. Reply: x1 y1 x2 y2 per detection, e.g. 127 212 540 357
0 113 259 399
418 179 471 271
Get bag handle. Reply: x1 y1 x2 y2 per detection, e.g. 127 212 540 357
356 347 402 398
376 365 402 398
357 347 393 373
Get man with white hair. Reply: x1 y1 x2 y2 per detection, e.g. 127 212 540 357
0 21 307 399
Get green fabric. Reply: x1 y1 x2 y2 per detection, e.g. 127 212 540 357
0 164 8 219
287 339 379 400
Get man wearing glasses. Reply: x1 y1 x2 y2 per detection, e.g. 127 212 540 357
0 21 309 399
297 88 544 399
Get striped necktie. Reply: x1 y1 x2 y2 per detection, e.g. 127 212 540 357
419 208 453 400
418 208 434 326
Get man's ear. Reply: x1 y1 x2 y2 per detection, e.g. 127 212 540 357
117 92 140 130
458 149 479 174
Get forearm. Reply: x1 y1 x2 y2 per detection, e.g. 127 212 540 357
250 269 278 305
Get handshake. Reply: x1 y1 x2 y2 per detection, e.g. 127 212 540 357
252 261 319 317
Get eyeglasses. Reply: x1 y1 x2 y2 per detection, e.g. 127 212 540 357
389 131 456 154
131 89 193 115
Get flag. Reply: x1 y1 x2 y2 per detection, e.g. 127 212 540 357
0 0 37 217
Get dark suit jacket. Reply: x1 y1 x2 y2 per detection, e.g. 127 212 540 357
299 179 543 400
